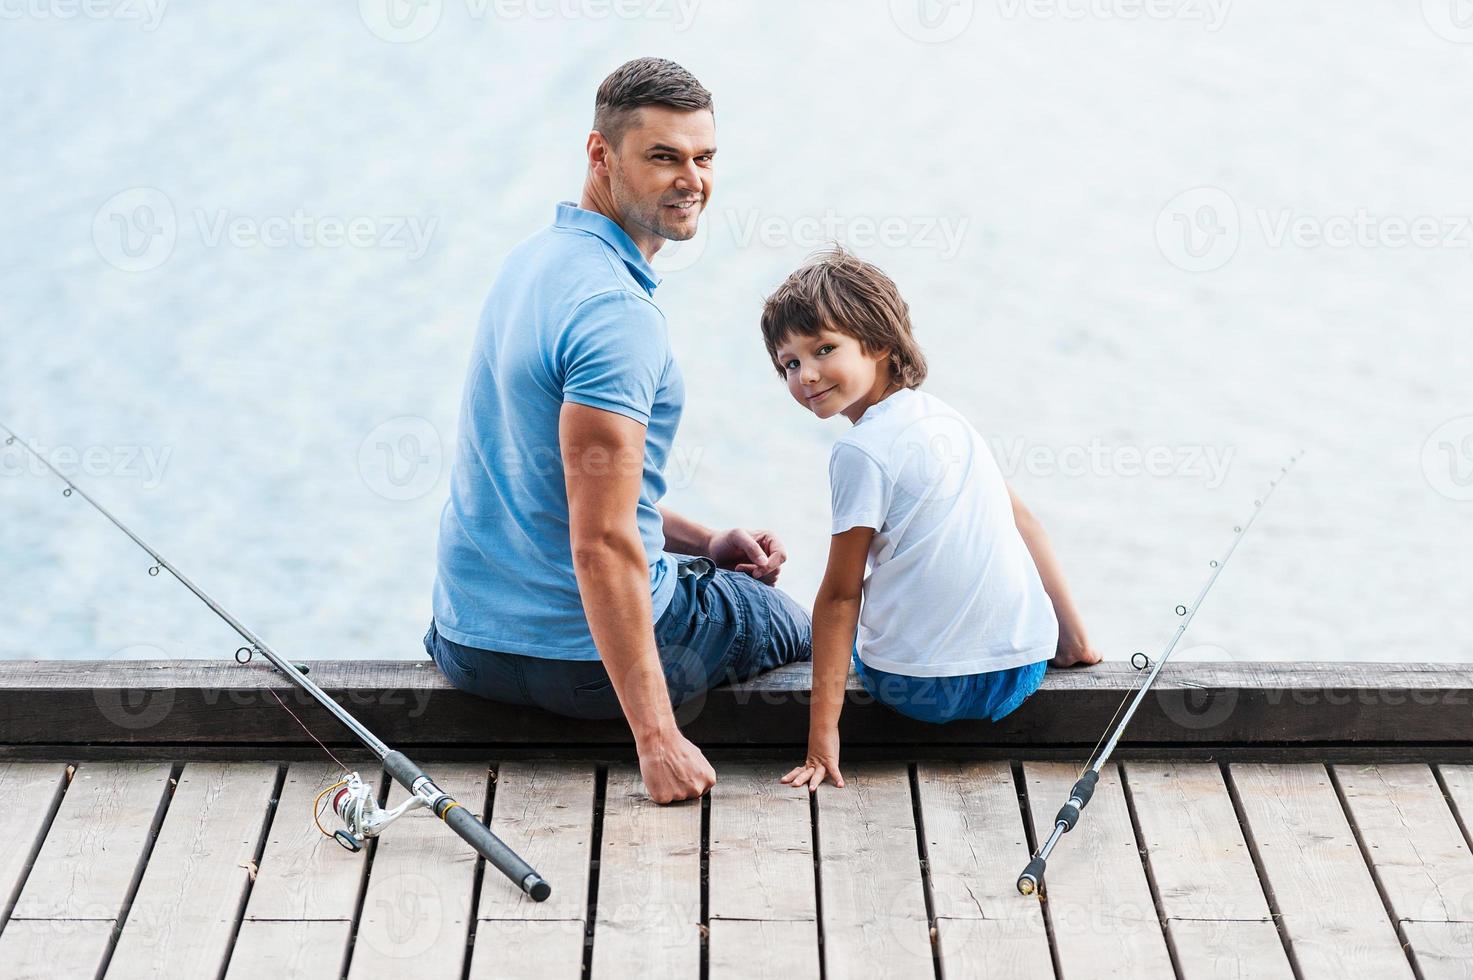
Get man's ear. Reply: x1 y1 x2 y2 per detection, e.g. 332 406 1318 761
586 131 612 178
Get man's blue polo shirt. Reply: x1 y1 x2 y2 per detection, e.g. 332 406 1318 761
432 202 682 659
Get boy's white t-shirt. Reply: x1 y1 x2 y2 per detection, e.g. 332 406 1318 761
829 387 1058 677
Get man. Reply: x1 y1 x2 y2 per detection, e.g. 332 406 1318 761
425 58 813 805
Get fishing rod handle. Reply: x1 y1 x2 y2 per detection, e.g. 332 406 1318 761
442 802 552 902
1053 769 1099 833
383 751 552 903
1017 856 1046 896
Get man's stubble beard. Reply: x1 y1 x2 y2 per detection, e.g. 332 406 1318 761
608 158 701 244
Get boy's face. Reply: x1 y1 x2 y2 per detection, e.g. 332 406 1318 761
775 327 893 424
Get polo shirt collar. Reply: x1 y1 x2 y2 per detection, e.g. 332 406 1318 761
555 201 662 292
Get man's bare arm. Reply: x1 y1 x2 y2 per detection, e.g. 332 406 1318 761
657 506 715 556
561 403 716 801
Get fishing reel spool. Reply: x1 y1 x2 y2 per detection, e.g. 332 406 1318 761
324 771 429 852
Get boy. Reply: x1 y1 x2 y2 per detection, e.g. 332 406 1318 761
762 248 1101 792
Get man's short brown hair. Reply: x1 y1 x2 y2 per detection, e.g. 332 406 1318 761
594 57 713 149
760 247 929 388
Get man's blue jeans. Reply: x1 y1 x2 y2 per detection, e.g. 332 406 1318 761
424 554 813 720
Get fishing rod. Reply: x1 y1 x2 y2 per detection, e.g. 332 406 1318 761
1017 453 1302 898
1 421 551 903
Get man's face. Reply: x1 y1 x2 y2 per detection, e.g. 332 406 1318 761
603 106 716 244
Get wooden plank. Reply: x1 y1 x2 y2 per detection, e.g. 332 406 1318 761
479 761 595 922
0 762 68 924
10 761 172 920
1438 765 1473 826
708 764 818 980
469 919 586 979
347 764 486 978
0 918 117 980
1228 763 1413 979
708 920 819 980
1400 921 1473 980
1123 762 1292 979
1124 762 1275 920
1165 920 1294 980
590 765 701 980
709 763 815 922
1023 762 1173 979
224 920 352 978
814 764 932 979
915 762 1051 979
7 659 1473 747
470 762 593 980
933 918 1051 980
105 762 279 980
240 762 368 921
1333 764 1473 923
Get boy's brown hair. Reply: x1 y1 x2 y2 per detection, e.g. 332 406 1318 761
760 247 928 388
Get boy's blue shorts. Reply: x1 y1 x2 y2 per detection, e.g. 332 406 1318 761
852 650 1049 724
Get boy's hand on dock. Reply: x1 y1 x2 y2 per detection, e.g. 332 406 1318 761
1051 632 1103 667
780 727 845 792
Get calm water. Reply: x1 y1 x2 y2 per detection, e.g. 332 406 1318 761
2 1 1470 664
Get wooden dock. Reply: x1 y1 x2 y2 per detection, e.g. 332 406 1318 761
0 661 1471 978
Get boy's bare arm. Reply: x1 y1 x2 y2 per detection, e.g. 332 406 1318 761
781 525 873 791
1007 484 1102 667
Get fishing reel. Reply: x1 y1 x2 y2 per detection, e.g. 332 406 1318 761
318 771 430 852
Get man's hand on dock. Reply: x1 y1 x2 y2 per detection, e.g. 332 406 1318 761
637 727 717 804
